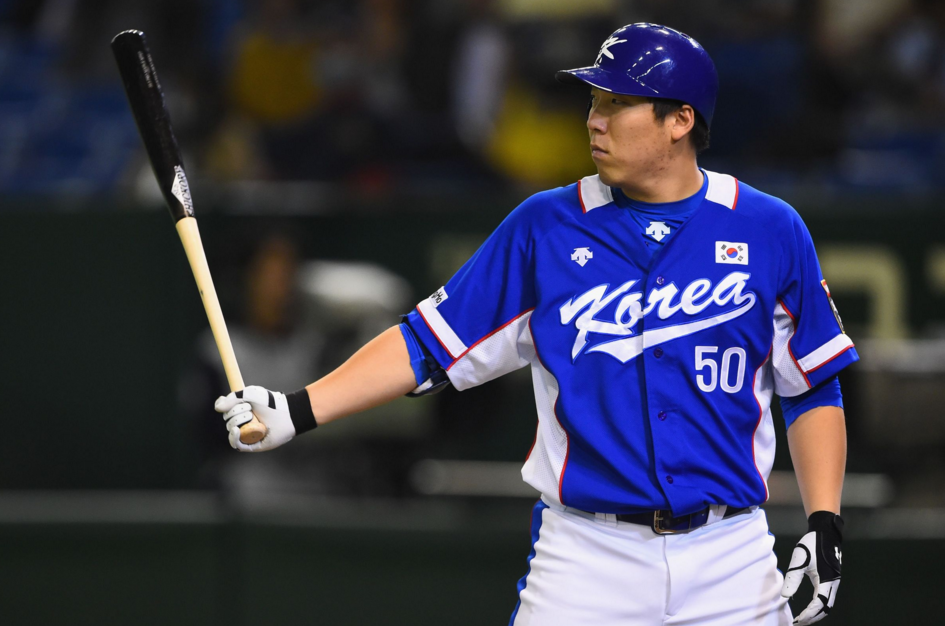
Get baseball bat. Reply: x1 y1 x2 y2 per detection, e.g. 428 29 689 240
111 29 267 445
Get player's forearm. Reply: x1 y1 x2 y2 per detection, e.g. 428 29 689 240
304 326 418 426
787 405 847 516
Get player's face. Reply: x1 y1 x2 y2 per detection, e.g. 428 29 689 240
586 88 679 188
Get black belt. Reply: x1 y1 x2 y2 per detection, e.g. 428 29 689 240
586 506 750 535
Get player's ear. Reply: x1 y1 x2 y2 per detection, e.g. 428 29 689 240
670 105 696 143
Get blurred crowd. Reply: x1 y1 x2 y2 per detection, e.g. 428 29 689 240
0 0 940 507
0 0 943 196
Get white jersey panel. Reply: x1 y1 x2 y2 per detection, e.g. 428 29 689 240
520 356 568 507
751 354 776 501
771 301 809 397
445 310 535 391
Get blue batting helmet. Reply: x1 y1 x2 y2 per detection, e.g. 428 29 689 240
556 23 719 127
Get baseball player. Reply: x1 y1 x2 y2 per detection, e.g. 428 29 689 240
214 23 854 626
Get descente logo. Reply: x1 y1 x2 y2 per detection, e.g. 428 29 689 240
559 272 756 363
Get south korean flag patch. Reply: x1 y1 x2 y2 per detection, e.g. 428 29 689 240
716 241 748 265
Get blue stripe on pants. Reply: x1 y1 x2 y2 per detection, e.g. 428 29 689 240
508 499 549 626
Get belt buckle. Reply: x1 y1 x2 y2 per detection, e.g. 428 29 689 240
652 510 691 535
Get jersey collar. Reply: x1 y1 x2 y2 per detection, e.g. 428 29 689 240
578 169 739 214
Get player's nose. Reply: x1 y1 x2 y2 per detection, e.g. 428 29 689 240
587 108 607 134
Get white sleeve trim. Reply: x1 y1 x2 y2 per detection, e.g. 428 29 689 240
446 310 535 391
578 175 613 212
704 170 739 209
798 334 854 373
417 295 467 360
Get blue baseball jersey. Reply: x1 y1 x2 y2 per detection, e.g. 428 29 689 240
404 171 858 516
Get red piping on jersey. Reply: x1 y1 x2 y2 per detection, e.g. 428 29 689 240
731 178 740 210
577 179 587 214
446 307 536 371
751 347 773 503
805 343 856 374
778 299 811 389
527 315 570 506
416 305 459 360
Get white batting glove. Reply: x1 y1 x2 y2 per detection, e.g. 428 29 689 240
214 385 317 452
781 511 844 625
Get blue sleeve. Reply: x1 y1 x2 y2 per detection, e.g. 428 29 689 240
780 374 843 429
403 189 572 391
772 208 858 396
404 198 539 369
399 323 432 386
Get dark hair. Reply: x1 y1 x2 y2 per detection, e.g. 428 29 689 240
649 98 710 154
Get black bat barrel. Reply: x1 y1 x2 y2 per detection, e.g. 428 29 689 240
111 29 194 222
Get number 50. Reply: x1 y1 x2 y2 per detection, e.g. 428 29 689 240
695 346 746 393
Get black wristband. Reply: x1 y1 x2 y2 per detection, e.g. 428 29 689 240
808 510 844 541
286 389 318 435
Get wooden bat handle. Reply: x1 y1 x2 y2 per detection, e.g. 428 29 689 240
176 217 267 445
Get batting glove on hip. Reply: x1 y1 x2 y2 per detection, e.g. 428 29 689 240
214 386 317 452
781 511 844 625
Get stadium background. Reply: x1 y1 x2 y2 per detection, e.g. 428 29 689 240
1 0 944 623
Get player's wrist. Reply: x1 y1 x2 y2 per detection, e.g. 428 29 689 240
807 510 844 540
286 388 318 435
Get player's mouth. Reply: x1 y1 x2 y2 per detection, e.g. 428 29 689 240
590 143 608 159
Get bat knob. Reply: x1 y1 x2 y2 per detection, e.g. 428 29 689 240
239 414 268 445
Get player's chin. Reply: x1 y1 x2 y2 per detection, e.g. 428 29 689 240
594 164 619 188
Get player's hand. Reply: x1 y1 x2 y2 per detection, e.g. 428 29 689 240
781 511 844 625
214 386 316 452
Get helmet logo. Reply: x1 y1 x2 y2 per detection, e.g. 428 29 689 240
595 36 627 65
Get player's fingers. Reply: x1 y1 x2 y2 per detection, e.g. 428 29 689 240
228 424 268 453
226 413 254 430
818 579 839 606
214 393 241 413
782 536 815 598
240 385 272 408
227 425 245 450
228 425 260 451
792 596 827 625
792 578 837 625
780 569 805 598
223 402 254 428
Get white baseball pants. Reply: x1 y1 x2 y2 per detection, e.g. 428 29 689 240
510 499 793 626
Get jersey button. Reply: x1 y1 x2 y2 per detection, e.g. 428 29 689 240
656 275 665 285
657 411 667 421
666 475 674 484
654 347 663 358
